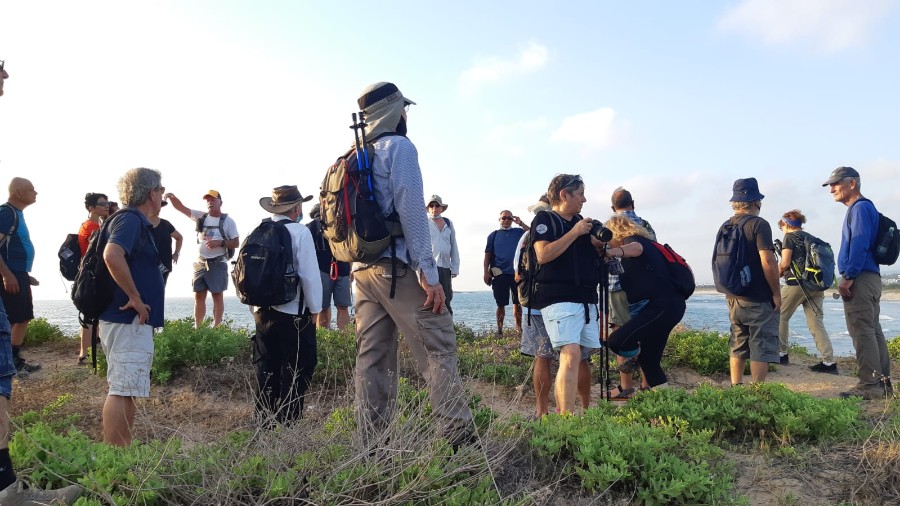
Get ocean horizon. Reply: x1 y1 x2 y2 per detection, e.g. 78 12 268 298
33 290 900 359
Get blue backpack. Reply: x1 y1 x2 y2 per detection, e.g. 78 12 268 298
712 215 757 296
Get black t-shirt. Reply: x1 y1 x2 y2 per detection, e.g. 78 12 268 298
529 211 601 307
306 219 350 276
152 218 176 270
736 215 775 302
782 231 807 286
619 236 678 303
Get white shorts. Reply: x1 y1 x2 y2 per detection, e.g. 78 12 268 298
99 316 154 397
542 302 601 350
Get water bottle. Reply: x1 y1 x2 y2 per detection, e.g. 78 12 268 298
876 226 895 258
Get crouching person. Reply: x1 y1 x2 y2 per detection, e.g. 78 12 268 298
252 186 321 425
604 216 686 393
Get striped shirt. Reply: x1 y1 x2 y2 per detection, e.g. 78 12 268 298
355 135 439 285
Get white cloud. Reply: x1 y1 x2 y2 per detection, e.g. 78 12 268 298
458 41 549 96
550 107 629 152
484 118 548 157
718 0 896 53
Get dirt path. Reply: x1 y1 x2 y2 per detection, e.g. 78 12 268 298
10 339 894 505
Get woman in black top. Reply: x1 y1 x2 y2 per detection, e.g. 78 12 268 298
604 215 686 392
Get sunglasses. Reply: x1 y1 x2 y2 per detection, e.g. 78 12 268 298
95 202 111 207
500 216 513 221
560 175 583 189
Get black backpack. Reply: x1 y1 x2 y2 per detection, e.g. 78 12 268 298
649 241 695 299
712 215 757 296
232 218 301 308
58 233 82 281
517 211 564 312
197 212 235 259
71 209 146 325
849 199 900 266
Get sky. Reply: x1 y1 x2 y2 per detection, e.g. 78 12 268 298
1 0 899 301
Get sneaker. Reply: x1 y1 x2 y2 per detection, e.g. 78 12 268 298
839 385 885 400
0 479 83 505
809 362 838 374
779 354 790 365
13 357 41 374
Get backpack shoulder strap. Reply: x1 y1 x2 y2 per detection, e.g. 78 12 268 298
218 213 230 240
443 217 452 232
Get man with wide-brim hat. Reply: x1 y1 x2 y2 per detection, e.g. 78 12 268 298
426 194 459 313
249 185 322 425
716 177 781 387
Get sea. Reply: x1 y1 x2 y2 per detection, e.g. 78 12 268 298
35 291 899 358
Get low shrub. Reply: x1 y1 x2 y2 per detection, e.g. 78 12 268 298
888 335 900 361
530 404 740 505
663 329 731 375
23 317 68 345
622 383 861 444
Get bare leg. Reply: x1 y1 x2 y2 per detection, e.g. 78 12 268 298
578 358 592 409
211 292 225 327
749 361 769 383
534 357 552 416
729 357 745 385
336 306 351 330
193 291 207 328
496 306 505 336
79 325 92 358
0 397 9 449
102 395 135 447
317 307 332 329
513 304 523 334
555 344 581 414
9 322 27 348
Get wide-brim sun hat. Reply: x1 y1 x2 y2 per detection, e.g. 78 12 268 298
730 177 765 202
426 194 448 211
259 185 313 214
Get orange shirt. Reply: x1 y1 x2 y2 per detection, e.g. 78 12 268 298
78 219 100 256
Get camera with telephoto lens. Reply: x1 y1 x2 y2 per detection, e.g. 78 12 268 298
590 220 613 242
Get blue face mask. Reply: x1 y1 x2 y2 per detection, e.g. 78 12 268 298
295 211 303 223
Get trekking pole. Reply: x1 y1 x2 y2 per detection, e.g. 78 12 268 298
774 239 820 317
350 113 365 173
357 111 376 199
600 255 611 403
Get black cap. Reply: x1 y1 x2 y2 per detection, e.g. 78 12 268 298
822 166 860 186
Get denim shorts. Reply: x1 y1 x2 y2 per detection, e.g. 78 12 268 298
542 302 601 350
0 299 15 399
99 316 155 397
520 312 553 358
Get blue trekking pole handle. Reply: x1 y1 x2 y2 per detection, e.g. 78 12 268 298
350 113 365 172
357 111 375 199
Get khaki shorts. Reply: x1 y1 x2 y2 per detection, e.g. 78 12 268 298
99 316 154 397
727 298 779 363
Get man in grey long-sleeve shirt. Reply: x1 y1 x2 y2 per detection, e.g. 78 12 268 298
351 82 473 448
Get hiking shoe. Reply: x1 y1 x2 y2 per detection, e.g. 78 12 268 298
13 357 41 374
779 354 789 365
839 385 885 400
0 479 83 505
809 362 838 374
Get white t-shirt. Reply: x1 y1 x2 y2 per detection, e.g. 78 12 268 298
190 210 240 260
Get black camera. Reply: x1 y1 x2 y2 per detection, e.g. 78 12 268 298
590 220 613 242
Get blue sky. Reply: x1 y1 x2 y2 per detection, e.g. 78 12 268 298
1 0 899 300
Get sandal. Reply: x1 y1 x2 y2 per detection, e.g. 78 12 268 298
608 385 636 401
617 354 640 374
77 355 88 366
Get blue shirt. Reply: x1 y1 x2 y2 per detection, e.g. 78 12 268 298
486 228 526 275
99 209 165 327
839 198 880 279
0 204 34 272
